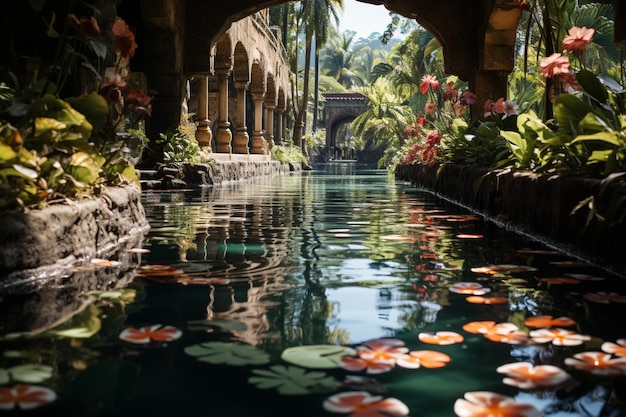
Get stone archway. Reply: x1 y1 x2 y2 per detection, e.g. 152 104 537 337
323 92 367 161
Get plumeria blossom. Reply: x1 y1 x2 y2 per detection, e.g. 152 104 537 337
420 74 440 94
119 324 182 344
0 385 57 410
396 350 451 369
323 391 409 417
483 323 529 345
524 315 576 328
529 328 590 346
449 282 490 295
602 339 626 357
454 391 540 417
462 321 496 334
339 356 396 375
355 339 409 360
496 362 571 390
562 26 595 53
564 351 626 376
418 331 464 345
539 53 571 78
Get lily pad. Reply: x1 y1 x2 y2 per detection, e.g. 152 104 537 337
7 364 53 383
248 365 336 395
280 345 357 369
184 342 270 366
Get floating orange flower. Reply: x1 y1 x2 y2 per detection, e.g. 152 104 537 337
562 26 594 53
339 356 395 374
396 350 451 369
496 362 571 389
483 323 529 345
462 321 496 334
0 385 57 410
539 53 571 78
119 324 182 344
418 331 464 345
602 339 626 357
529 328 590 346
323 391 409 417
470 264 537 275
449 282 490 295
564 351 626 376
524 315 576 328
466 296 508 305
454 391 540 417
356 338 409 362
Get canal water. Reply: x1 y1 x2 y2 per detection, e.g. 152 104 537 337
1 164 625 416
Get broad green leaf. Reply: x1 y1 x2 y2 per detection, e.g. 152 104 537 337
0 144 17 161
34 117 67 137
576 70 608 104
65 92 108 137
553 94 592 137
184 342 270 366
570 131 620 147
8 364 53 383
280 345 356 369
248 365 336 395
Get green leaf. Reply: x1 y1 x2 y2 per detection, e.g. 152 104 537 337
88 39 108 60
184 342 270 366
553 94 592 137
248 365 336 396
7 364 53 383
280 345 356 369
576 70 608 104
0 144 17 161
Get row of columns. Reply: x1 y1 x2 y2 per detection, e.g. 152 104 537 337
193 71 287 155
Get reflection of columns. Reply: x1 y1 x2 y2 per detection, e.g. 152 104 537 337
195 75 212 147
251 92 267 154
233 81 250 154
265 102 275 150
275 107 284 145
215 69 232 153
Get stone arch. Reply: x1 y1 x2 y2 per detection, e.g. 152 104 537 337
233 42 250 84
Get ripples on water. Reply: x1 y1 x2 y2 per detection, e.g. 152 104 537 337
0 164 625 416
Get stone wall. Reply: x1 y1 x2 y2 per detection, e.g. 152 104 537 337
396 163 626 276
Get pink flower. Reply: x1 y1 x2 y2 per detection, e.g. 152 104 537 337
356 338 409 362
562 26 594 53
454 391 540 417
539 53 571 78
483 99 494 118
496 362 571 389
420 74 440 94
426 130 441 146
119 324 182 344
424 102 438 115
493 98 506 114
323 391 409 417
503 100 519 117
396 350 451 369
460 91 476 106
565 351 626 376
0 385 57 410
339 356 395 374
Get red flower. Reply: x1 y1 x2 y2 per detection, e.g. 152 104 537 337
125 87 153 117
67 14 100 38
562 26 594 53
0 385 57 410
112 18 138 60
539 53 571 78
426 131 441 146
420 74 440 94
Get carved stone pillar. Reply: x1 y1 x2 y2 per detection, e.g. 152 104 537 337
215 69 232 153
275 107 284 146
251 92 267 154
265 102 275 150
195 75 212 147
233 80 250 154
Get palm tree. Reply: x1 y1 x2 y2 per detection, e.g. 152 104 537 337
292 0 344 149
320 31 368 89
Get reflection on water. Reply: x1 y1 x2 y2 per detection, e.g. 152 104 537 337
0 165 625 417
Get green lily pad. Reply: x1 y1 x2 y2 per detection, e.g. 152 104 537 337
7 364 53 383
280 345 356 369
184 341 270 366
248 365 336 395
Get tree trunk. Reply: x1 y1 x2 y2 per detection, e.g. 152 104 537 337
293 33 313 149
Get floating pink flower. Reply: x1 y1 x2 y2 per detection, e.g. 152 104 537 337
356 338 409 362
564 351 626 376
539 53 571 78
323 391 409 417
419 331 464 345
0 385 57 410
454 391 540 417
524 315 576 328
483 323 529 345
529 328 590 346
602 339 626 357
119 324 182 344
339 356 395 374
583 292 626 303
449 282 490 295
420 74 440 94
562 26 594 53
396 350 451 369
496 362 571 389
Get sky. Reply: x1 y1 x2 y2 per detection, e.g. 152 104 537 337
337 1 396 40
